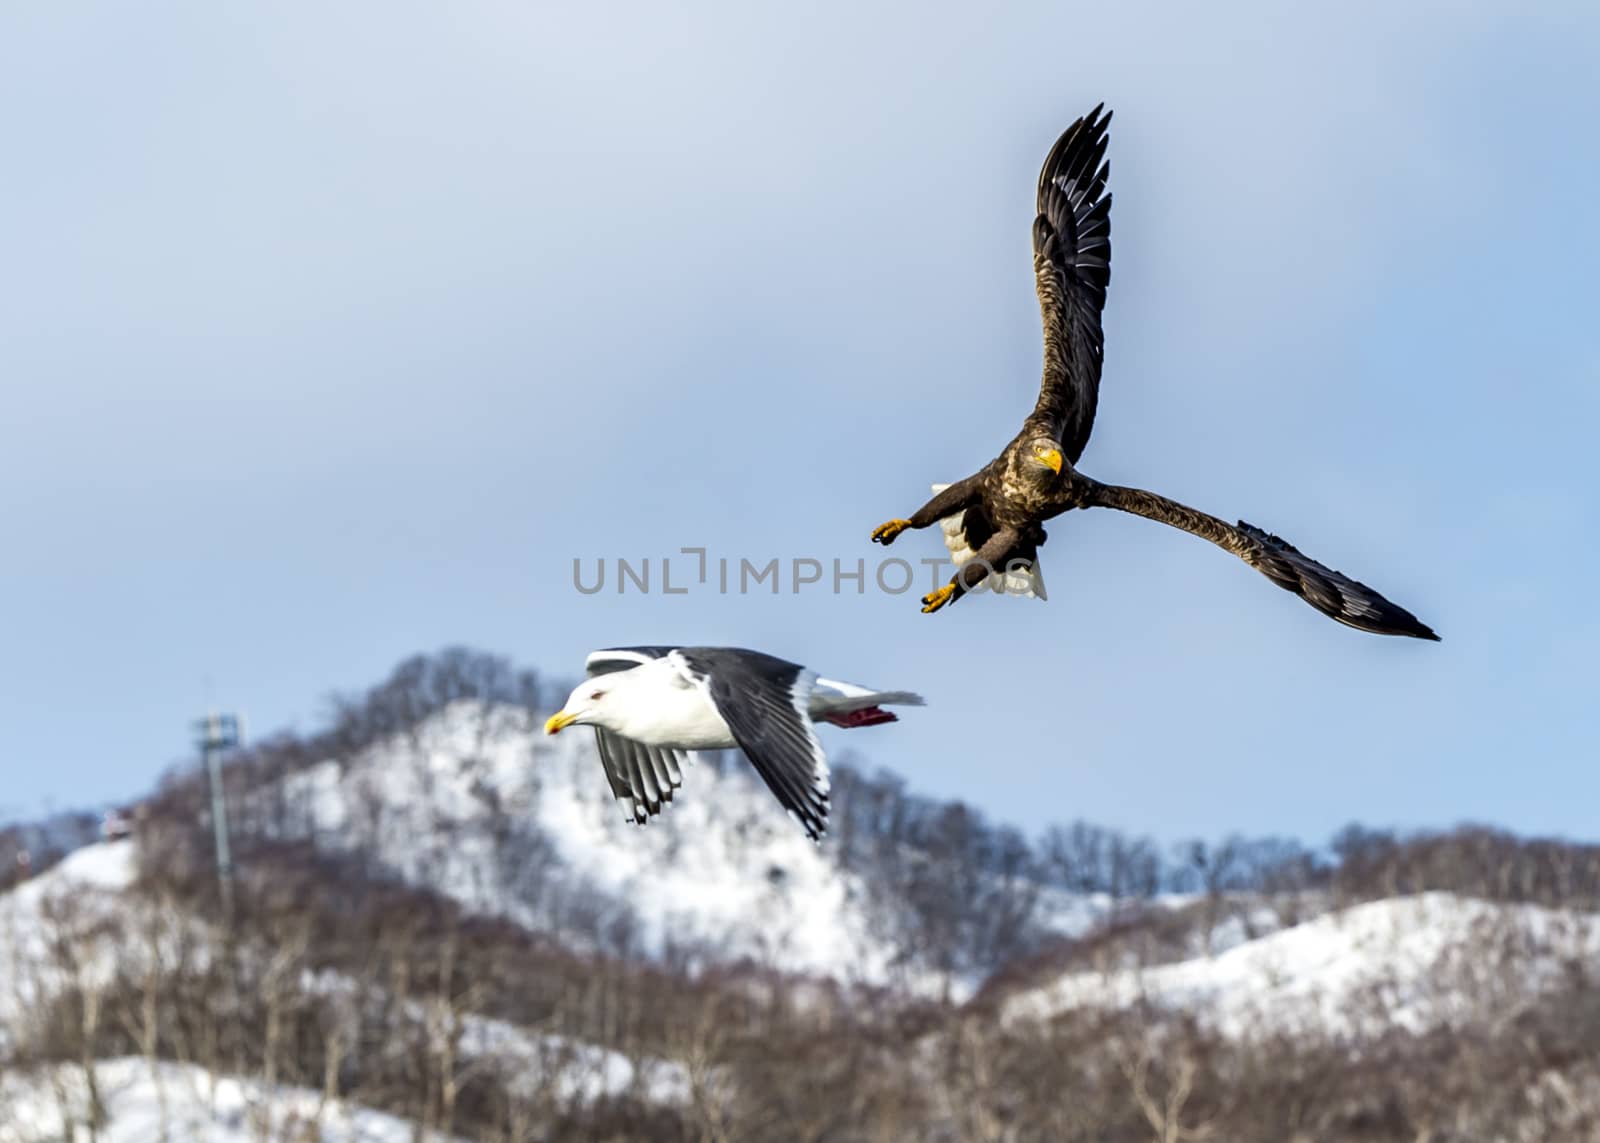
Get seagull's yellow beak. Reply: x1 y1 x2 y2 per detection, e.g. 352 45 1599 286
544 711 578 735
1040 448 1063 475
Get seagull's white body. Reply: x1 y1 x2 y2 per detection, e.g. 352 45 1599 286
576 652 918 751
598 655 735 750
546 646 923 840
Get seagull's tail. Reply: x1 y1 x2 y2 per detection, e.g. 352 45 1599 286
810 679 924 729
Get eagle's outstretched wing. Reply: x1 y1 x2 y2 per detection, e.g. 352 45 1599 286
1025 105 1113 464
1087 483 1440 640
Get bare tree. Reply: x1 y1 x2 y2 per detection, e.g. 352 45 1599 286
1115 1030 1216 1143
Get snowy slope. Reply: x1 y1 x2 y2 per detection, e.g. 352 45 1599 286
0 837 135 902
3 838 694 1126
1004 892 1600 1038
298 967 690 1107
458 1017 688 1106
268 702 951 985
0 841 136 1039
0 1058 466 1143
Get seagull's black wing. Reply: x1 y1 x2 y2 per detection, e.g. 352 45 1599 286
585 648 688 824
586 647 681 673
674 648 831 841
1024 105 1113 464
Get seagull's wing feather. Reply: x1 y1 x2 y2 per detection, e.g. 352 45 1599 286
673 648 831 841
594 730 645 818
586 647 679 676
1026 105 1112 464
593 729 687 824
585 647 688 823
622 735 661 814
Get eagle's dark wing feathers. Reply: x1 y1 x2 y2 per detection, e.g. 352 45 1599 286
1087 482 1440 640
1233 522 1439 640
1027 104 1113 464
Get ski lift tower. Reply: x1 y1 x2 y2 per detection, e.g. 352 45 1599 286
193 711 242 919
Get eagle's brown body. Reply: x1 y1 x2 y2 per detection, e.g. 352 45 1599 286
872 106 1439 641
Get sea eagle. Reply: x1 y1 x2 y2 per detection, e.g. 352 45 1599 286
870 105 1439 641
544 647 923 840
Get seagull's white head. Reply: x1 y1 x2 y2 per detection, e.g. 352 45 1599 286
544 679 618 735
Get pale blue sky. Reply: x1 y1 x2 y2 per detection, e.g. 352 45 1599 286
2 2 1595 842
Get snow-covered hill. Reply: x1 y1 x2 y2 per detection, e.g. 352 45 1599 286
263 700 1073 991
10 647 1597 1140
1004 892 1600 1038
0 1057 467 1143
19 755 1597 1060
0 840 137 1040
0 838 691 1137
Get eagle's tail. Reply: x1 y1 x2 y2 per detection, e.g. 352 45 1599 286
931 483 1048 600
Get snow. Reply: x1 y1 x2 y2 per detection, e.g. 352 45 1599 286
1004 892 1600 1038
0 841 137 1038
1029 887 1122 939
0 841 689 1118
0 1058 464 1143
270 702 925 985
6 838 135 897
299 967 690 1107
1028 886 1207 946
1198 901 1294 957
459 1017 689 1106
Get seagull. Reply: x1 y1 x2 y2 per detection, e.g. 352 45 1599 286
870 104 1439 641
543 647 923 840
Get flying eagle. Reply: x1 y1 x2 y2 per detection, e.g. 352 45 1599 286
870 105 1439 641
544 647 923 840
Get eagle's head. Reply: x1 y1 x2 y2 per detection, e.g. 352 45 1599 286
1022 437 1065 483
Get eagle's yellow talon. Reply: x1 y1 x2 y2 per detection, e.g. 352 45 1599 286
872 518 911 545
921 584 956 614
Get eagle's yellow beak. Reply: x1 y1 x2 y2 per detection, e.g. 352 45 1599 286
1041 448 1063 475
544 711 578 735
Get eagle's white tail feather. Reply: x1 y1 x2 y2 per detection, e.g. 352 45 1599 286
930 483 1048 600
